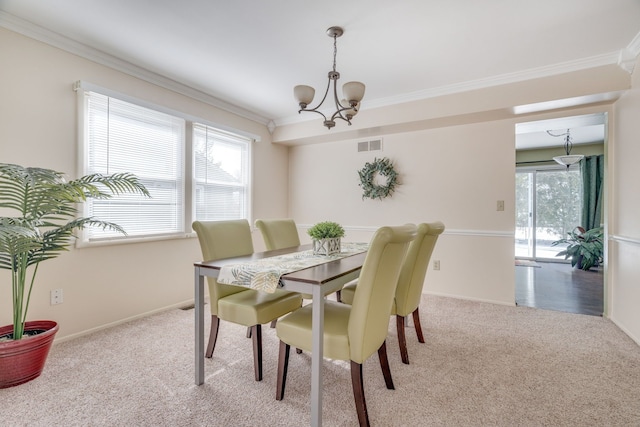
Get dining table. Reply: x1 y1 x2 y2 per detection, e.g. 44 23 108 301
193 243 368 427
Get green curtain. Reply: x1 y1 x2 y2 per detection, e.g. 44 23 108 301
580 154 604 231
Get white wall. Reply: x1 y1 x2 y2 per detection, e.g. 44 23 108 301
0 28 288 340
609 56 640 344
289 120 517 305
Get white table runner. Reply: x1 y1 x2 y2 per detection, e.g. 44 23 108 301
217 242 368 293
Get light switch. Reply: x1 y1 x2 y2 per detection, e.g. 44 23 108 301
497 200 505 211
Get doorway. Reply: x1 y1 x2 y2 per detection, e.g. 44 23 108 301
514 113 606 316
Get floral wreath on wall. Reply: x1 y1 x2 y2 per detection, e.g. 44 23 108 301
358 157 399 200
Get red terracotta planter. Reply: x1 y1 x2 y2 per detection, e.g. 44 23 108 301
0 320 59 389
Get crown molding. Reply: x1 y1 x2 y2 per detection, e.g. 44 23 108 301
627 30 640 57
275 50 624 127
0 12 271 127
619 30 640 74
365 51 623 110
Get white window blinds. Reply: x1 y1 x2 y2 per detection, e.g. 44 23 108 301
83 91 185 241
193 124 250 221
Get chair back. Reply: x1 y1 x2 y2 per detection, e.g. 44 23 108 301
192 219 254 315
255 218 301 250
394 222 445 316
348 224 416 363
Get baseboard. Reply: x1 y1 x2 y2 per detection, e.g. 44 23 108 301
52 298 204 344
423 291 515 307
609 315 640 347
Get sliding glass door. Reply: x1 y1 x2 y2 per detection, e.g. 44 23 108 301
515 166 582 260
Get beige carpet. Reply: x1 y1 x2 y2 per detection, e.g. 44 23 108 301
2 295 640 426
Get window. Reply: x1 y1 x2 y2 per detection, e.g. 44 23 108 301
193 124 250 221
515 165 582 259
77 83 252 244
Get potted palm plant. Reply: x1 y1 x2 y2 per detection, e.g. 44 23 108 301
308 221 345 256
551 226 603 271
0 163 149 388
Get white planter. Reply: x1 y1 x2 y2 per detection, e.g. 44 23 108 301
312 238 341 256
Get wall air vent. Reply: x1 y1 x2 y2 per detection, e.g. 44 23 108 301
357 138 383 152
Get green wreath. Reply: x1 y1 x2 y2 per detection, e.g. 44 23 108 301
358 157 399 200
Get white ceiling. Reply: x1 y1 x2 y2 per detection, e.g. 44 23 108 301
515 113 607 150
1 0 639 148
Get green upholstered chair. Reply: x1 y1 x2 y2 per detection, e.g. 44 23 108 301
275 224 417 427
192 219 303 381
340 222 445 364
255 218 301 250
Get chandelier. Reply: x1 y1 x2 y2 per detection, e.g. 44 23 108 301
547 129 584 168
294 26 365 129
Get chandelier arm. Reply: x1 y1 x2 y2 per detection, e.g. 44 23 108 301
330 79 352 124
331 107 354 124
297 107 328 122
298 77 333 117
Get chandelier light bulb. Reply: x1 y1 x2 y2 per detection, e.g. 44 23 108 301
343 81 365 106
294 85 315 109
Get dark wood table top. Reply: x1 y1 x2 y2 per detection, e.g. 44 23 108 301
194 244 367 286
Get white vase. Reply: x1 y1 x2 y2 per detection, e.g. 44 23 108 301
312 238 341 256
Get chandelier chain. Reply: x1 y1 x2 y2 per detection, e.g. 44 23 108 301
333 34 337 73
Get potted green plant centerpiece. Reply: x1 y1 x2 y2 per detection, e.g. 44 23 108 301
0 163 149 388
308 221 345 256
551 226 603 271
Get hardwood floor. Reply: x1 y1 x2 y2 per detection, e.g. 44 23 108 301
515 261 603 316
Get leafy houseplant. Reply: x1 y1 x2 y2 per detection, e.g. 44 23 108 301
551 226 603 271
0 163 149 387
307 221 345 256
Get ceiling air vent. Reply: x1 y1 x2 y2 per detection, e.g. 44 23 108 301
357 141 369 152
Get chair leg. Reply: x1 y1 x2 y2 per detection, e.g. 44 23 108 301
336 289 342 302
276 341 290 400
270 319 277 328
412 307 425 343
252 324 263 381
396 314 410 364
206 315 220 358
377 341 395 390
246 326 252 338
350 361 370 427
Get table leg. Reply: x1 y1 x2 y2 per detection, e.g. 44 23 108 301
195 267 205 385
310 284 324 427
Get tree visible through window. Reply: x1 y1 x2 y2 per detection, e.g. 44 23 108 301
515 167 582 259
193 124 249 221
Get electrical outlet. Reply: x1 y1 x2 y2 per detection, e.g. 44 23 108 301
497 200 505 211
433 260 440 271
50 289 63 305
